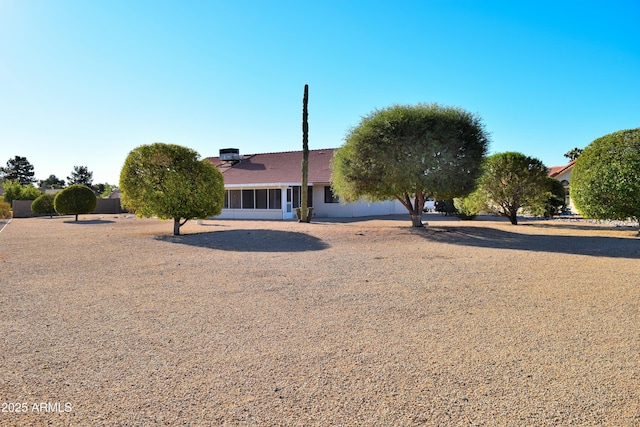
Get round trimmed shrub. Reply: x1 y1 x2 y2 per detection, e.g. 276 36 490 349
571 128 640 223
31 193 56 217
54 184 97 221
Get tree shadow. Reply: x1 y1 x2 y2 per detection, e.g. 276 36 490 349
63 219 116 224
156 229 330 252
521 221 639 233
410 226 640 259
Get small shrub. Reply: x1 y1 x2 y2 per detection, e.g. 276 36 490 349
435 199 457 216
454 193 483 220
31 194 56 217
544 178 567 218
0 200 11 219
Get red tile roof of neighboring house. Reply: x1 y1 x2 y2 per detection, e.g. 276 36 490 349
548 160 575 178
206 149 335 185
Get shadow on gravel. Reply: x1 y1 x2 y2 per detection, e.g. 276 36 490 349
156 229 330 252
411 226 640 259
63 219 116 224
521 221 640 233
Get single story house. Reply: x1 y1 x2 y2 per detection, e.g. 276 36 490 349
548 160 576 213
206 148 405 220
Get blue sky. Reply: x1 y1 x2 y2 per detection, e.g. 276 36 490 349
1 0 638 184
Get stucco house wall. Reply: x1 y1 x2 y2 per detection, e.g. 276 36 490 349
548 161 576 213
207 149 407 220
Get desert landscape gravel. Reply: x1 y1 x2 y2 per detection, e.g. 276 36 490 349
1 213 639 426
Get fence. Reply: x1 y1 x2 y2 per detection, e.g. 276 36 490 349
11 198 122 218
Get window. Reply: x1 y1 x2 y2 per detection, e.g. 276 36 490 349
224 188 282 210
268 189 281 210
255 189 267 209
242 190 254 209
229 190 241 209
324 186 340 203
291 186 313 208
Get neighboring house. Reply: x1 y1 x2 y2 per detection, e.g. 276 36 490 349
548 160 575 213
206 148 405 220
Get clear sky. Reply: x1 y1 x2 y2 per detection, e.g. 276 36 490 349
1 0 639 185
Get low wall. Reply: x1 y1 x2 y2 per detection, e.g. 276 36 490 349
11 198 122 218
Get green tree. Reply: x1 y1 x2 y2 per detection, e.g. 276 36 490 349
20 184 43 200
454 192 484 220
39 175 66 189
564 147 583 161
331 103 489 227
2 180 42 204
94 183 118 198
54 184 97 221
571 128 640 233
67 166 94 186
31 193 56 218
119 143 225 235
474 152 551 225
2 180 23 204
544 178 567 217
1 156 36 185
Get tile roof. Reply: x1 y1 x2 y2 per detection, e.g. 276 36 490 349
206 148 335 185
548 160 575 178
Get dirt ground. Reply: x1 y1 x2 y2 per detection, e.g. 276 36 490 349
1 213 639 426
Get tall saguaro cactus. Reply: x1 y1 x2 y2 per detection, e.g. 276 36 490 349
299 84 310 222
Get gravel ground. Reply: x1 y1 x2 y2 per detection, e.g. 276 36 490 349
1 213 639 426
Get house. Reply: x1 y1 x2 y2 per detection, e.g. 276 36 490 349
206 148 405 220
548 160 575 213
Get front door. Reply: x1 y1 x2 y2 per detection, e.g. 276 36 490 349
283 187 294 219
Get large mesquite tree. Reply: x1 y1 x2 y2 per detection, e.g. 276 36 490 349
120 143 225 235
331 103 489 227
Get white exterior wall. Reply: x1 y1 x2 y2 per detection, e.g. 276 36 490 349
553 168 576 213
213 184 406 220
215 209 283 220
312 185 406 218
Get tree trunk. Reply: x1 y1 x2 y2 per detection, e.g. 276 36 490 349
410 214 424 227
75 213 78 222
300 84 309 223
508 210 518 225
396 193 426 227
173 218 181 235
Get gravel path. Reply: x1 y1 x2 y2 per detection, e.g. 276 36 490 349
1 214 639 426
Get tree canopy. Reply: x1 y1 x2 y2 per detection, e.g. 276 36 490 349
31 193 56 218
2 180 42 204
1 156 36 185
54 184 97 221
564 147 583 161
119 143 225 235
473 152 551 225
571 128 640 230
67 166 94 187
39 175 66 189
331 103 489 226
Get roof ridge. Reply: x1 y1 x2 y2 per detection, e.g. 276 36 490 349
244 148 335 156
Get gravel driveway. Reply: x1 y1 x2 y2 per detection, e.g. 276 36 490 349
1 214 639 426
